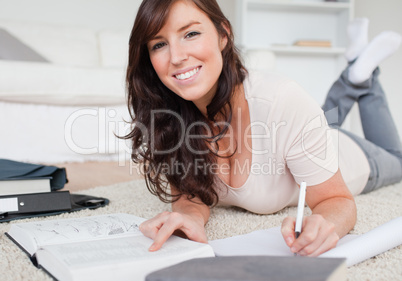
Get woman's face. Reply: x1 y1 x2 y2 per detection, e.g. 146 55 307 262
147 0 227 112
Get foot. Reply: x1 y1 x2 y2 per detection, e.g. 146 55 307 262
344 18 369 62
349 31 402 84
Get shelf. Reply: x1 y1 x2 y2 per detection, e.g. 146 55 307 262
244 46 346 56
247 0 351 13
269 45 345 55
236 0 353 100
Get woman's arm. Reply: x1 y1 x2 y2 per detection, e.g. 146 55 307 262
281 169 357 256
139 189 210 251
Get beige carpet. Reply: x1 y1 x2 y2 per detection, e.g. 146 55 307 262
1 179 401 281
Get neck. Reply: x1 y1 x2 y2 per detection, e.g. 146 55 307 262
194 83 245 121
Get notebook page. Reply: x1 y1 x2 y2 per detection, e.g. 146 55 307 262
209 216 402 267
321 216 402 266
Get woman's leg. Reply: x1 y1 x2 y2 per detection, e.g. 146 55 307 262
322 18 369 126
338 69 402 193
349 31 402 85
344 18 369 63
357 68 402 159
322 31 402 193
322 30 402 127
321 64 363 127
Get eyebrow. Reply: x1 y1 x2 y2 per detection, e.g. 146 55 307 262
177 21 201 32
151 21 201 41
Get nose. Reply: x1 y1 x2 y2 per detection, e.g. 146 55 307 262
169 42 188 65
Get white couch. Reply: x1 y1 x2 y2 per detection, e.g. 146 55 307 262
0 20 130 105
0 20 132 163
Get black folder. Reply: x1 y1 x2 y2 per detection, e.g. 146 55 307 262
0 191 72 215
0 159 109 223
0 191 109 222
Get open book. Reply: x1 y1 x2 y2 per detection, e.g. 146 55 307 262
210 216 402 267
6 213 215 281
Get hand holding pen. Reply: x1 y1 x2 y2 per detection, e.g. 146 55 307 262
281 181 308 255
281 181 341 256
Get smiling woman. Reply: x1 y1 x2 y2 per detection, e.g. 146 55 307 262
123 0 402 258
126 0 246 208
146 3 227 111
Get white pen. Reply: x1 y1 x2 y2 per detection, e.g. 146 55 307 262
295 181 307 239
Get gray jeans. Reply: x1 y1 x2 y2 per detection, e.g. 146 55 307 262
322 64 402 193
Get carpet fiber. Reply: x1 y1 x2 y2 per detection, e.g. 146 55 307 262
1 179 401 280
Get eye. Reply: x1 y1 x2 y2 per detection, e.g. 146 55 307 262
185 31 200 39
151 42 166 51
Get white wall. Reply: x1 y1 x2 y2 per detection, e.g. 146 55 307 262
0 0 232 31
0 0 142 30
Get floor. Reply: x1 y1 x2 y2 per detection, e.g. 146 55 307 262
59 161 144 192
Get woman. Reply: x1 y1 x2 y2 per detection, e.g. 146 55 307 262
125 0 402 256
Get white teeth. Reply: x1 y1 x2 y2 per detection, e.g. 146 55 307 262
175 67 199 80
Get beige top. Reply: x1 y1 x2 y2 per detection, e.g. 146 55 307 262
216 71 370 214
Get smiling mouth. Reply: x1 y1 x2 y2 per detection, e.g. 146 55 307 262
175 67 200 80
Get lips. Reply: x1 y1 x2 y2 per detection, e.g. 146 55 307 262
174 67 201 80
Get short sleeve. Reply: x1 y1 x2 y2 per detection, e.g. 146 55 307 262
272 81 338 186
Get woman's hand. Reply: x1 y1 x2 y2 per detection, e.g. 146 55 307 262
140 187 210 251
281 214 339 256
139 210 208 251
281 170 356 256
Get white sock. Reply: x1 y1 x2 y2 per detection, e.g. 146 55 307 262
344 18 369 62
349 31 402 84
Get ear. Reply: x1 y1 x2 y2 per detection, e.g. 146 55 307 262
219 22 230 51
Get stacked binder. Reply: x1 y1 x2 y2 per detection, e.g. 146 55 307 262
0 159 108 222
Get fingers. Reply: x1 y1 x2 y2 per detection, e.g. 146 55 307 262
281 214 339 257
139 211 207 252
281 216 296 247
139 211 170 240
139 211 180 251
303 232 339 257
150 221 179 251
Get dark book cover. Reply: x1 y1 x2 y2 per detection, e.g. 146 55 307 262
146 256 346 281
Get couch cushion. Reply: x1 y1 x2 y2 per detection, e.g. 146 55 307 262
0 20 100 67
0 28 49 62
98 29 131 68
0 60 126 105
0 101 131 164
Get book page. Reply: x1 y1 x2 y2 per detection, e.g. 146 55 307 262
37 235 215 281
40 235 212 267
9 213 146 249
209 216 402 267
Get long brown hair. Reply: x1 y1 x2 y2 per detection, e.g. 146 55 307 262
125 0 247 206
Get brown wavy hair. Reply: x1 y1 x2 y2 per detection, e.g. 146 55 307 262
125 0 247 206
